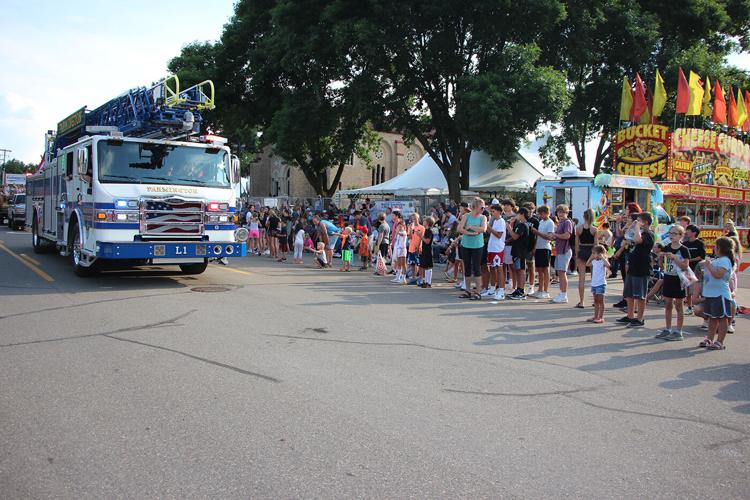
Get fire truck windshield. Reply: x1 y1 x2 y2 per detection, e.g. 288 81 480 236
97 141 230 188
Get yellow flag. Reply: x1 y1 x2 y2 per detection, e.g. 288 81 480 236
652 70 668 117
701 76 712 118
687 71 703 116
619 77 633 121
738 87 748 128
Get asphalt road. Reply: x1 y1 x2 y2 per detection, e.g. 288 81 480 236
1 224 748 498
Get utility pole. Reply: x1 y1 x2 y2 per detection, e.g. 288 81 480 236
0 148 11 184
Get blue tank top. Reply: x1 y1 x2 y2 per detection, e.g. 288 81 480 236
461 213 484 249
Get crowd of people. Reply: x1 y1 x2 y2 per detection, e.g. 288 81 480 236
240 197 744 351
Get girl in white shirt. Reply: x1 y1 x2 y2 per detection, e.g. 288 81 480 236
587 244 610 324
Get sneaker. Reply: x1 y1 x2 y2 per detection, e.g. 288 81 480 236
551 294 568 304
707 341 726 350
617 316 632 323
698 337 713 348
454 282 463 289
685 307 694 316
700 320 709 330
613 299 627 308
567 270 578 276
390 277 400 283
538 292 551 299
727 323 735 334
509 292 526 300
528 291 541 299
494 290 505 300
664 330 684 341
627 319 645 328
481 288 494 297
655 329 672 339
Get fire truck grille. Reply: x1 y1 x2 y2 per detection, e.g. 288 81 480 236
142 199 204 237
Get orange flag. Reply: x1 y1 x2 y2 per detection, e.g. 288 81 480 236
712 80 726 124
631 73 647 122
728 85 738 127
676 67 690 114
744 91 750 132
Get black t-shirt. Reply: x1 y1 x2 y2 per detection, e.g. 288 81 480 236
628 230 654 277
682 238 706 270
527 215 540 252
267 215 280 232
511 220 529 258
420 230 433 259
662 244 691 276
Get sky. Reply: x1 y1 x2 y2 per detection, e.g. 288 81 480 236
1 1 749 168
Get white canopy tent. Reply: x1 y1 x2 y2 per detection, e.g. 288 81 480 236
339 150 546 196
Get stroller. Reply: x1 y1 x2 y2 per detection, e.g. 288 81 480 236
646 251 665 305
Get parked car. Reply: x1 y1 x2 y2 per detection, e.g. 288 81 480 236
8 193 26 230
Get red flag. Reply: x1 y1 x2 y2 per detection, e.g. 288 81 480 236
676 67 690 114
630 73 647 122
728 85 738 127
744 91 750 132
712 80 726 124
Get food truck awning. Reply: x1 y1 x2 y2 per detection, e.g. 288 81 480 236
607 175 655 190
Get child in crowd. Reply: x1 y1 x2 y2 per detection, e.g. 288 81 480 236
699 237 735 350
340 226 353 271
358 227 370 271
587 244 609 323
419 216 435 288
391 215 408 284
304 233 315 253
655 225 690 341
293 223 305 264
313 242 328 268
486 204 506 300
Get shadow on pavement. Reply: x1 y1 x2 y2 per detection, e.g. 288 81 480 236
660 363 750 415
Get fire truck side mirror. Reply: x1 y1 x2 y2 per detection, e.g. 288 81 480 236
231 155 240 184
77 148 89 177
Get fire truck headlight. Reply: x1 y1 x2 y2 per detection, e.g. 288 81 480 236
219 215 228 222
234 228 249 242
116 213 128 221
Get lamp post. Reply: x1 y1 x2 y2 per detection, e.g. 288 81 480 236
0 148 12 186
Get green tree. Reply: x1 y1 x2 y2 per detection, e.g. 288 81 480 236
329 0 570 201
539 0 750 175
2 159 36 175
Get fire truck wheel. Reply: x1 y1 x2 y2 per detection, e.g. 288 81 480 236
179 261 208 275
69 223 100 277
32 215 52 254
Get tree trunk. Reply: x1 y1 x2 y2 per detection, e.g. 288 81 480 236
592 134 610 176
458 148 471 191
324 163 346 198
446 166 462 203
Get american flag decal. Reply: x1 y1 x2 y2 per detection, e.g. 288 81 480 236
143 197 204 236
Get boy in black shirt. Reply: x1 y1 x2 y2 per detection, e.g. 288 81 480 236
508 207 530 299
618 213 654 327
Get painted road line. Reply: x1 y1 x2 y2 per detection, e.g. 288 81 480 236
19 253 41 265
209 264 252 276
0 242 55 282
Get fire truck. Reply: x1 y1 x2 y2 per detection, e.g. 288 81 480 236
26 76 247 276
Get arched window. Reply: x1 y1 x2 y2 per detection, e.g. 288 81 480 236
371 167 375 186
380 164 385 183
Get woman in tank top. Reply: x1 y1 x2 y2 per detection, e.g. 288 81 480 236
575 208 598 308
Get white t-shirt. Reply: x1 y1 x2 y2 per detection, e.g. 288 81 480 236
591 258 607 287
487 217 506 253
294 229 305 245
536 218 555 250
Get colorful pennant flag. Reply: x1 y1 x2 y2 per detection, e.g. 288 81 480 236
728 85 738 127
737 87 748 130
701 76 712 118
676 67 690 114
686 71 703 116
652 70 668 117
631 73 647 122
619 77 633 121
712 80 726 124
744 91 750 132
640 86 653 124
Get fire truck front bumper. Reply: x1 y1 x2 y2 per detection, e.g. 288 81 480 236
96 241 247 259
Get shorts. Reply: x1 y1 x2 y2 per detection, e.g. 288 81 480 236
623 274 648 299
328 235 339 250
249 229 260 239
342 249 353 262
534 249 551 268
662 274 685 299
316 257 327 267
554 248 572 272
512 256 525 271
526 252 534 266
591 284 607 296
578 245 593 262
393 246 407 259
462 246 483 277
379 242 389 258
487 251 504 267
703 296 733 318
503 246 513 265
407 251 420 266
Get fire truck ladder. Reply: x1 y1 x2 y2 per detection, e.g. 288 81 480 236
52 76 215 152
